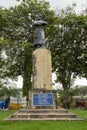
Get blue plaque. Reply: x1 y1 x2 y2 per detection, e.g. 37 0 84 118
32 93 54 106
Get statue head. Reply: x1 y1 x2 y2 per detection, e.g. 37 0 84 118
36 14 42 20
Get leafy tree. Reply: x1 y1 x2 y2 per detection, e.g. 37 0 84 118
23 43 32 96
50 6 87 90
75 85 87 96
1 1 87 95
0 0 57 97
10 88 22 97
0 86 21 99
0 86 10 98
0 8 12 86
58 88 78 108
0 8 8 36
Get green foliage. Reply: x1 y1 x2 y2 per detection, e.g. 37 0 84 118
0 0 57 96
0 86 21 99
58 88 78 108
0 1 87 95
50 7 87 90
57 85 87 109
75 85 87 96
0 86 10 99
22 43 33 96
10 88 22 97
0 38 13 79
0 8 8 35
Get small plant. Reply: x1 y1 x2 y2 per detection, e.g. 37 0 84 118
58 88 77 109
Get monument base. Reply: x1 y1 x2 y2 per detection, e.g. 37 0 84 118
28 89 57 109
4 107 83 121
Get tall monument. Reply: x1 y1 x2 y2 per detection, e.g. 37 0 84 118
5 14 83 121
29 14 56 109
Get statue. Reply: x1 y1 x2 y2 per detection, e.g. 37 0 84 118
33 14 47 49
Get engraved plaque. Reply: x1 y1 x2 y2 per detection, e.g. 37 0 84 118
32 93 54 106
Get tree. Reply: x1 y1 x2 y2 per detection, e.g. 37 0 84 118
0 8 12 86
0 86 10 98
0 0 57 96
75 85 87 96
0 8 8 36
1 1 87 94
58 88 78 108
22 43 32 96
50 6 87 90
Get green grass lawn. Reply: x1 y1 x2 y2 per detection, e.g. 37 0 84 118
0 109 87 130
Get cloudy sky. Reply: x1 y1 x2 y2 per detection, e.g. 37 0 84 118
47 0 87 12
0 0 87 11
0 0 87 87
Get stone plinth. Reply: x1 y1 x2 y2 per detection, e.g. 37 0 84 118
32 48 52 90
4 108 83 121
29 89 57 109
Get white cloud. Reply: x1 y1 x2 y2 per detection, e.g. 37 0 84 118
74 77 87 86
0 0 20 8
47 0 87 9
17 76 23 88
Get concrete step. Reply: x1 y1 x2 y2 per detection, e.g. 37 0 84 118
5 117 83 121
18 108 68 114
10 112 76 118
4 108 83 121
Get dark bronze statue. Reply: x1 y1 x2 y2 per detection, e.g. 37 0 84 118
33 14 47 49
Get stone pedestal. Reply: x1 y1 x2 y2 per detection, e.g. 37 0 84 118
32 48 52 89
29 89 57 109
28 48 57 109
